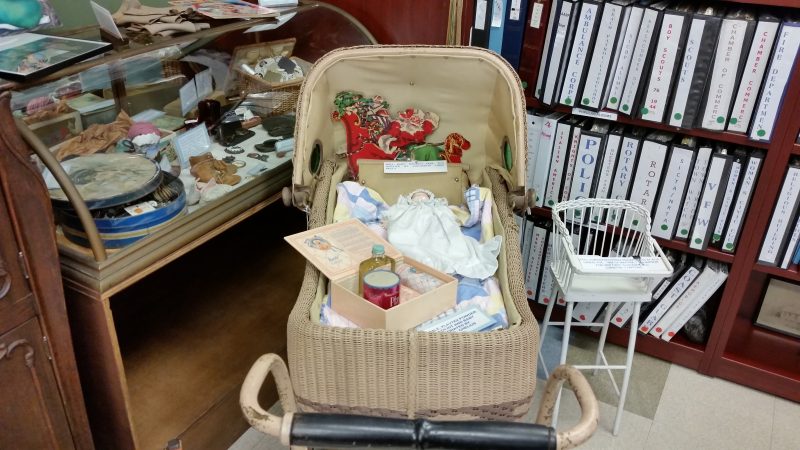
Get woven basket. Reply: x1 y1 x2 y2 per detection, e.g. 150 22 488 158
286 46 537 421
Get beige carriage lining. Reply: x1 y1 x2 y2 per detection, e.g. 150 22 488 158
308 160 523 330
292 46 527 194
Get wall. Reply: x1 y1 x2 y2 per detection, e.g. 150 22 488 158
49 0 169 29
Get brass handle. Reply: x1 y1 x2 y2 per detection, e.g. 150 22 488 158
0 260 10 300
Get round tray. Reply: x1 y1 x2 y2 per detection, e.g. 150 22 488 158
47 153 163 210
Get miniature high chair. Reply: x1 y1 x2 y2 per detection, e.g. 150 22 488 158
538 198 672 435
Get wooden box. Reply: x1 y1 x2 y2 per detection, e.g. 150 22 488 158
285 219 457 330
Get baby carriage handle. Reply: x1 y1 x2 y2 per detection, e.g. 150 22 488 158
241 354 598 449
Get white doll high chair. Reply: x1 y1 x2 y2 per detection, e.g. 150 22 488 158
538 198 672 435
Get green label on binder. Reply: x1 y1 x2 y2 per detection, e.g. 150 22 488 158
674 113 682 120
661 224 668 230
610 97 618 104
622 104 629 112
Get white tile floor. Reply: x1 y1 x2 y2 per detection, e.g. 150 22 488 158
231 363 800 450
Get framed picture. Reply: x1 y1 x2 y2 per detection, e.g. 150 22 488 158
0 33 110 81
755 278 800 339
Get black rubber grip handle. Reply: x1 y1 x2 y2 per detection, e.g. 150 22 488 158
290 413 557 449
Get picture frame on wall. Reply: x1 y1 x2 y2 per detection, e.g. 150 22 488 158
0 33 110 81
755 278 800 339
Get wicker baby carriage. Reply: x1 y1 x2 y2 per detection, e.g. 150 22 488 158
266 46 591 432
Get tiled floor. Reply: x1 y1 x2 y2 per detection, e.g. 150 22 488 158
231 362 800 450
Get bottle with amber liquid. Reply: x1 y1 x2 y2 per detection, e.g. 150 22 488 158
358 244 396 295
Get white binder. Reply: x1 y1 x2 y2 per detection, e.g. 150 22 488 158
592 130 623 200
618 6 661 115
544 120 574 208
727 19 780 133
758 165 800 265
607 132 643 225
722 153 763 253
689 152 733 250
524 222 548 300
543 0 578 105
558 1 601 106
652 145 695 239
639 263 703 334
560 120 585 202
640 10 688 122
568 130 605 202
580 1 624 109
711 157 743 247
605 4 644 110
750 21 800 142
535 0 563 100
675 146 713 240
656 262 727 341
624 133 671 228
533 113 566 207
668 16 707 127
538 238 556 305
525 112 543 190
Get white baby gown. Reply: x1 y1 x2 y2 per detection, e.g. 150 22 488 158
384 190 502 280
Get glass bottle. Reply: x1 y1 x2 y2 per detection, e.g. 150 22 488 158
358 244 396 295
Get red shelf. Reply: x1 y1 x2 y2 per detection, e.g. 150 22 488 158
529 303 706 370
792 143 800 155
753 264 800 282
723 0 800 6
526 206 736 264
526 97 770 150
709 316 800 402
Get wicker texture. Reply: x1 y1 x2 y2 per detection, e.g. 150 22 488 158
286 161 538 421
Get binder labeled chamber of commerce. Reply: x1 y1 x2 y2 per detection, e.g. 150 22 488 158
727 14 780 133
668 6 724 128
697 10 757 131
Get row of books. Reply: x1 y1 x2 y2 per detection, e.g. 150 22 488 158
515 213 729 342
533 0 800 142
470 0 533 69
759 160 800 270
526 112 763 253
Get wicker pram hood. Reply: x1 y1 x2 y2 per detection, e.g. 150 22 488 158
292 45 527 195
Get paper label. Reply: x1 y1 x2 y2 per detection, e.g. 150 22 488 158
689 155 728 249
581 4 623 108
701 19 749 130
728 21 779 132
675 147 712 239
383 160 447 174
619 8 659 114
475 0 488 30
179 78 198 117
722 156 762 252
577 256 665 273
542 2 574 103
750 24 800 141
91 1 124 40
529 2 544 27
526 113 542 189
669 18 705 126
124 201 157 216
759 166 800 264
712 160 742 244
572 107 618 121
606 7 644 110
492 0 503 27
418 306 499 332
559 2 599 106
641 13 686 122
510 0 522 21
195 69 213 99
174 124 211 168
568 133 603 203
652 146 694 239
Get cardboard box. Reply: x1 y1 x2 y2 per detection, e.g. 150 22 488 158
285 219 457 330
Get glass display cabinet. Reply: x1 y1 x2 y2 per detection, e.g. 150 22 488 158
2 3 375 449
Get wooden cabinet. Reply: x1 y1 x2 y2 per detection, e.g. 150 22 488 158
0 91 93 449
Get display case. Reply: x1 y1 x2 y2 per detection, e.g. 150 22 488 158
3 3 375 449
